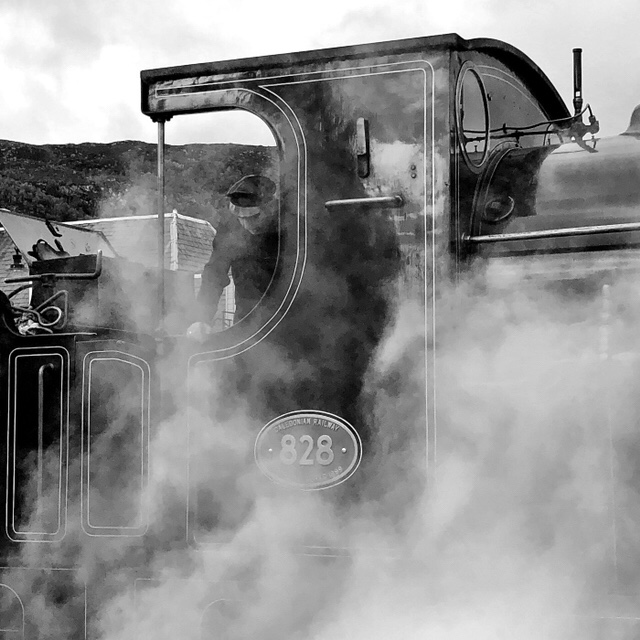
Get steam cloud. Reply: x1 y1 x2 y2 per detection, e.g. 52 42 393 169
6 253 640 640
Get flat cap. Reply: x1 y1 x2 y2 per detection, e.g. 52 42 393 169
226 175 276 206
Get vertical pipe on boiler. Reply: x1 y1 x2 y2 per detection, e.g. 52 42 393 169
572 48 583 116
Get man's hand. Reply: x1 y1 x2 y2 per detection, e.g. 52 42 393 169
185 321 214 343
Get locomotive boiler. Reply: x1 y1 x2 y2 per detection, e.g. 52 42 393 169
2 33 640 639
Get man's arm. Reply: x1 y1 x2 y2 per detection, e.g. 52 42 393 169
195 238 232 323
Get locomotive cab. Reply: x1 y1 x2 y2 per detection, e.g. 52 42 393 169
140 35 448 508
139 34 575 498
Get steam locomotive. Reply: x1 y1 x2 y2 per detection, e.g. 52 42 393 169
1 32 640 639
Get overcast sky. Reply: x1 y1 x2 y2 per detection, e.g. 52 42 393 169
1 0 638 146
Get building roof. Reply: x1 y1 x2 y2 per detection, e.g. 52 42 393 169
0 229 29 306
70 211 214 272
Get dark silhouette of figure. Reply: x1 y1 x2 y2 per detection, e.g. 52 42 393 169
197 175 278 326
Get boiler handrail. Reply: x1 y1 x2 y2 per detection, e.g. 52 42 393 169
463 221 640 244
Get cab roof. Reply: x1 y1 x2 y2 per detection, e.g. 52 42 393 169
141 33 570 121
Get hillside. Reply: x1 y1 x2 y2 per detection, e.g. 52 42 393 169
0 139 276 225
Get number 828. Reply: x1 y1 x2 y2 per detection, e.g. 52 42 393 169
279 434 335 466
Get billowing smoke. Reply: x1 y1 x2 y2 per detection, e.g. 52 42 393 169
5 226 640 640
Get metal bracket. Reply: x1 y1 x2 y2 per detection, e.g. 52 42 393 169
5 251 103 284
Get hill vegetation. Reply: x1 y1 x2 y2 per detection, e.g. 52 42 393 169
0 139 276 225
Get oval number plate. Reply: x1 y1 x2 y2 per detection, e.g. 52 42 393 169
254 411 362 490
